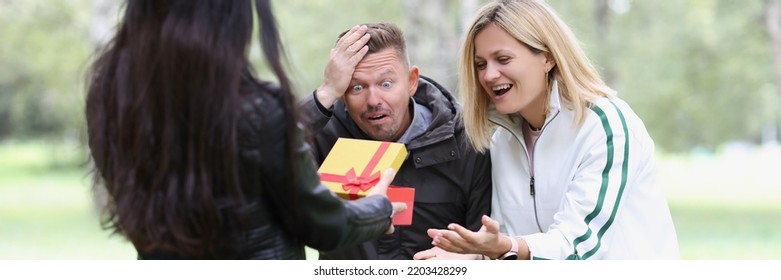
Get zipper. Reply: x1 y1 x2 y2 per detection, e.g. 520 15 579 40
490 109 560 233
526 109 559 196
529 136 542 232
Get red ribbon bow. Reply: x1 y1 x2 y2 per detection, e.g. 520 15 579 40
341 168 380 196
320 142 391 199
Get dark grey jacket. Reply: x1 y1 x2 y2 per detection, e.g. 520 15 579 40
138 80 394 259
300 76 492 259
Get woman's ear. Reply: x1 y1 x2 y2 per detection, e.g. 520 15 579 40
544 53 555 73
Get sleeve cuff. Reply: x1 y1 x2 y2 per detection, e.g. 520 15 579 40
313 90 334 117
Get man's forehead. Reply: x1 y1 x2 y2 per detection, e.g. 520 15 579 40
352 67 396 80
352 53 406 80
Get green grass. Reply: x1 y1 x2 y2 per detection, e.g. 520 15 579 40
1 141 779 259
670 202 781 259
0 141 136 259
658 148 781 259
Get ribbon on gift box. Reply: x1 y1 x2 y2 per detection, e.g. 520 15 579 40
319 142 390 199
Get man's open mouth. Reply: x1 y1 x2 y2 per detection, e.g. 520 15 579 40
368 114 388 121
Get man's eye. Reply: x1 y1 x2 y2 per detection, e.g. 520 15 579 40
381 81 393 88
352 85 364 92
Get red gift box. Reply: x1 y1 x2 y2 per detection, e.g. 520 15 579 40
318 138 414 226
387 186 414 226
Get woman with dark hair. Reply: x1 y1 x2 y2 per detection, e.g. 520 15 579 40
85 0 404 259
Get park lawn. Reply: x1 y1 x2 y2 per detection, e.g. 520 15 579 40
0 167 136 259
659 149 781 259
1 142 779 259
0 141 136 259
670 201 781 259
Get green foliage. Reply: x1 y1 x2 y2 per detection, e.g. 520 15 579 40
549 0 776 152
267 0 404 97
0 140 86 173
0 0 91 140
1 0 779 152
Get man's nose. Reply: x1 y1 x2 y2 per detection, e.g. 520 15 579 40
366 86 383 106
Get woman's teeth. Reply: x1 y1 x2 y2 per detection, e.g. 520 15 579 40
492 84 512 96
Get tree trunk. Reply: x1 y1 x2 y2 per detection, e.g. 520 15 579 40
402 0 459 91
763 0 781 143
593 0 616 86
90 0 118 48
89 0 119 214
460 0 478 33
764 0 781 104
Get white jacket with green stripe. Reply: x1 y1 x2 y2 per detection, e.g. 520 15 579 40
488 83 679 259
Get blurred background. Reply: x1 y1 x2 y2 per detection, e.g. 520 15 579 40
1 0 779 259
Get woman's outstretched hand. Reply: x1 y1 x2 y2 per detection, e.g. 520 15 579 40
426 215 508 258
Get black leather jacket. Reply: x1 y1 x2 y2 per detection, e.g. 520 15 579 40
138 80 393 259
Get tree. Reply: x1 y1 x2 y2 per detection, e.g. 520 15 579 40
271 0 404 96
0 0 92 141
762 0 781 144
1 0 777 153
593 0 616 86
401 0 461 91
550 0 773 152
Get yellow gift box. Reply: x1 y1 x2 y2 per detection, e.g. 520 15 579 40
318 138 407 200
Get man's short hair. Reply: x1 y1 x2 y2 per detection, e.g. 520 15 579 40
338 22 409 67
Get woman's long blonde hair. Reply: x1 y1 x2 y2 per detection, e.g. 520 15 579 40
460 0 615 153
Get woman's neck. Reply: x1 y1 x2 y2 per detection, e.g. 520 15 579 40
520 89 547 131
520 109 545 132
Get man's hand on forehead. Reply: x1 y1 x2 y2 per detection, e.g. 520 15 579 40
316 25 372 109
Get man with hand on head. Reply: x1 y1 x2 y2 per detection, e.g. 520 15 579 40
299 23 492 260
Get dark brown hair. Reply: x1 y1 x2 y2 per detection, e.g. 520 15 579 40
85 0 294 257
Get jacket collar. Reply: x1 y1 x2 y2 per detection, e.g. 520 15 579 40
396 98 432 144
